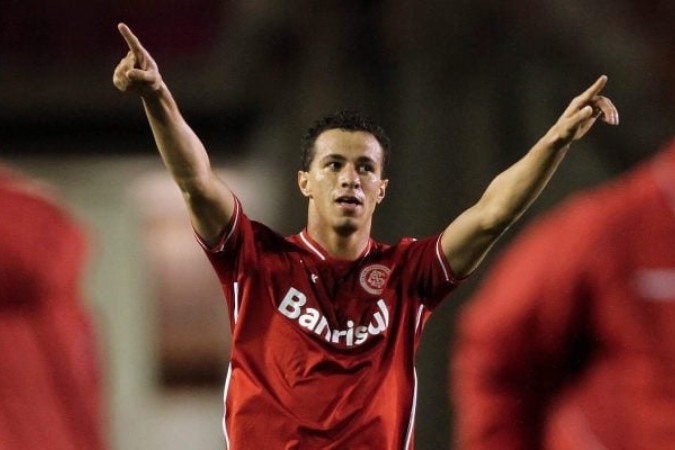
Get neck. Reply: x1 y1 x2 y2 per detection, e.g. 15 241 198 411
305 222 371 260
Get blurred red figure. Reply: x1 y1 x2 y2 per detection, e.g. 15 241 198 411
452 140 675 449
0 165 105 450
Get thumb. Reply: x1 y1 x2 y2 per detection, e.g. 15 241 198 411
126 68 153 83
570 105 594 126
578 105 594 119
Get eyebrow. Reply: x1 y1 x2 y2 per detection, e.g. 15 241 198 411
320 154 378 165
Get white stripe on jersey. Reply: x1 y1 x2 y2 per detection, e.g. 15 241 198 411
222 362 233 449
414 305 425 334
404 369 419 450
233 282 240 325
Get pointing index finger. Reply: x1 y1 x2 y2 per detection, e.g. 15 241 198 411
563 75 609 118
118 23 146 57
580 75 608 100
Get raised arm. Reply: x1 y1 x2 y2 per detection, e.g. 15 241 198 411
441 76 618 278
112 23 234 246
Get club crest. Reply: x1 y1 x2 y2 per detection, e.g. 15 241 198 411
360 264 391 295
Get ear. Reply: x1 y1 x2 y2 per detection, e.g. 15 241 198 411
298 170 312 198
376 179 388 204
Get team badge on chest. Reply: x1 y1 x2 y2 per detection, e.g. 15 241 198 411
360 264 391 295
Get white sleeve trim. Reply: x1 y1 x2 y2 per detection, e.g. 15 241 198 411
197 196 241 253
435 234 452 282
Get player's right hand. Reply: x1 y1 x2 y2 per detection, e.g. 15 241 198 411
112 23 163 96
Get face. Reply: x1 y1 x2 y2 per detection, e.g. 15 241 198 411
298 129 388 236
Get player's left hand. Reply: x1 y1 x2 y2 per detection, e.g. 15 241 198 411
550 75 619 147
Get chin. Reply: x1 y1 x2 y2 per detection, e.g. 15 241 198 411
333 219 360 236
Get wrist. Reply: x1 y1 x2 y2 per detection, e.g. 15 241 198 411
541 127 572 152
140 81 167 102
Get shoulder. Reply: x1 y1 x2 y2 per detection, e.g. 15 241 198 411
366 235 448 264
371 234 437 250
369 234 450 273
250 220 301 253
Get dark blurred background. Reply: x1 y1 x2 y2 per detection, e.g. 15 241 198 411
3 1 675 448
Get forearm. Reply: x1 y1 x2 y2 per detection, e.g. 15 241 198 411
141 83 214 191
440 130 570 277
140 83 235 243
478 129 570 231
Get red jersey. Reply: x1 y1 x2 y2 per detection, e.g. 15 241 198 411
199 198 461 449
0 168 104 450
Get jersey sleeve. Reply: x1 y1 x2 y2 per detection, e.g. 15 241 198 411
451 203 597 450
398 233 464 310
194 196 276 330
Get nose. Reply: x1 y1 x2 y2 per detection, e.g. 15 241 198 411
339 165 360 189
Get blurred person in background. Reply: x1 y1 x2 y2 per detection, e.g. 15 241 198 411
0 163 105 449
452 136 675 449
112 21 618 449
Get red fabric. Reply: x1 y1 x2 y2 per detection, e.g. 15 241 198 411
198 198 461 449
452 141 675 450
0 168 104 450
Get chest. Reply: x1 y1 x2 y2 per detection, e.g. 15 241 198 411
271 253 393 313
247 252 404 350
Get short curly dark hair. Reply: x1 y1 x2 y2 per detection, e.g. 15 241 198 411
300 110 390 173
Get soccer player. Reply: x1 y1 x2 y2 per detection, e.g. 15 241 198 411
113 22 618 449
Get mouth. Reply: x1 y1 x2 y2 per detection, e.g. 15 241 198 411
334 195 363 208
